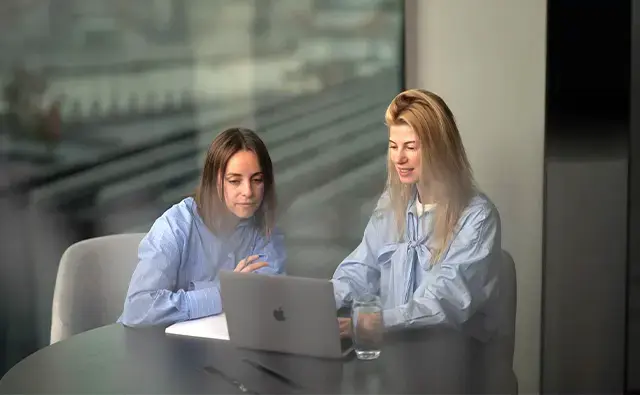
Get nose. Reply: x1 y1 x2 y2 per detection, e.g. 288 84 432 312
241 180 254 198
391 148 408 164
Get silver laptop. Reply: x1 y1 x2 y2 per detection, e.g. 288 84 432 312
219 271 353 359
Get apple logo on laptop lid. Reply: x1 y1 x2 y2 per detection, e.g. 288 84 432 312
273 307 285 321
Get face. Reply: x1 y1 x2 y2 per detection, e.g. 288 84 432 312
389 124 421 184
220 150 264 218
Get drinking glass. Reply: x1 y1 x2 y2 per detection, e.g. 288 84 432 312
351 294 383 360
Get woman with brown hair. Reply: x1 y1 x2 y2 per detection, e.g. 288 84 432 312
332 89 502 341
119 127 285 327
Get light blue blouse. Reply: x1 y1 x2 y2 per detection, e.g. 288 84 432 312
118 197 286 327
332 189 502 341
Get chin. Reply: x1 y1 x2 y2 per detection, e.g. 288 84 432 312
398 176 419 185
232 208 257 219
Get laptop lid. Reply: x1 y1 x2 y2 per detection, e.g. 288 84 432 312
219 271 348 359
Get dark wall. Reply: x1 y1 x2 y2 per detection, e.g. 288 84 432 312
543 0 633 394
546 0 630 126
628 1 640 392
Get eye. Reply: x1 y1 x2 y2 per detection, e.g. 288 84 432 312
252 178 264 184
407 146 416 151
389 145 397 150
227 179 240 185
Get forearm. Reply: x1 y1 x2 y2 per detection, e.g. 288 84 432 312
331 265 377 309
251 229 287 275
382 298 448 330
120 284 222 327
381 266 489 331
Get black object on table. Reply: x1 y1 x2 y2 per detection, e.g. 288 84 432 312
0 323 479 394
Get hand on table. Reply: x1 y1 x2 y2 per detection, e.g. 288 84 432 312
338 313 383 340
338 317 352 338
234 255 268 273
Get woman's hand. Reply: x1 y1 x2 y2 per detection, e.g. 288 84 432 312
339 313 383 340
234 255 268 272
338 317 352 338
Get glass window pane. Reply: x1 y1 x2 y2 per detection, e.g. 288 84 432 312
0 0 403 370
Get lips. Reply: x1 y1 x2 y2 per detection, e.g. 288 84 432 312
397 167 414 176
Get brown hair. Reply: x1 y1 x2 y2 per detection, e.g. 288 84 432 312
384 89 475 264
194 127 276 236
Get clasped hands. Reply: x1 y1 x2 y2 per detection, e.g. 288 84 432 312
234 255 268 272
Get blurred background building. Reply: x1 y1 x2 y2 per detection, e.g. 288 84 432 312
0 0 402 377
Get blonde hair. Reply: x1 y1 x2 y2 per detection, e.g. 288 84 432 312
384 89 475 264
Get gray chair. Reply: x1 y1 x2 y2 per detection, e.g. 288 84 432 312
50 233 145 344
474 249 518 394
501 250 518 376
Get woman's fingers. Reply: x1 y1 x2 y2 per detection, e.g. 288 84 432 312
338 318 351 337
234 258 246 272
234 255 260 272
240 261 268 273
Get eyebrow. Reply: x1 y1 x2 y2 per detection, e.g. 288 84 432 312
226 172 264 178
389 139 416 145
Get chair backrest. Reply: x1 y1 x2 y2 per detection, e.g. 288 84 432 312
476 249 518 394
50 233 145 344
501 249 517 366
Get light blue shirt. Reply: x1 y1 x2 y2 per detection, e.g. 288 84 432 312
118 197 286 327
332 189 502 341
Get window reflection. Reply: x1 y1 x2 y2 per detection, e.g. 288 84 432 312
0 0 403 371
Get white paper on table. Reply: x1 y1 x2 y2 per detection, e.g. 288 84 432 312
164 313 229 340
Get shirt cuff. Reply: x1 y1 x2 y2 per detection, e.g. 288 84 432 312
189 280 217 291
253 265 278 275
382 307 405 328
330 280 346 309
185 286 222 320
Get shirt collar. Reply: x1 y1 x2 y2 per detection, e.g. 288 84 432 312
406 185 436 218
406 186 419 217
235 216 255 228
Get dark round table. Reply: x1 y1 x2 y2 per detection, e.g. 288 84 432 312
0 323 479 394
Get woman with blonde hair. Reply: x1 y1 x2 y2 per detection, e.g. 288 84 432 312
119 127 286 327
332 89 501 341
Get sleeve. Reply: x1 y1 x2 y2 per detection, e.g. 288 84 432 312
118 216 222 327
331 215 383 309
382 207 501 330
251 226 287 275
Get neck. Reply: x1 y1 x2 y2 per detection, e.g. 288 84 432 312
416 184 435 205
219 212 241 233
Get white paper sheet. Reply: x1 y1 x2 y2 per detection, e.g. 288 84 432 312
164 313 230 340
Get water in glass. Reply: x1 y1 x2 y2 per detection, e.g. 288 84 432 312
352 295 383 360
